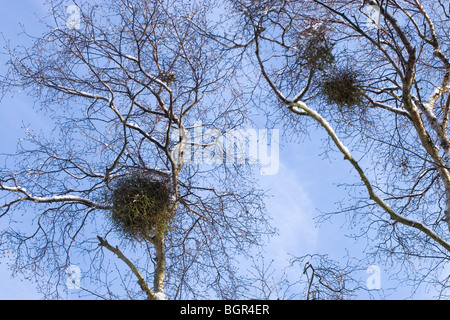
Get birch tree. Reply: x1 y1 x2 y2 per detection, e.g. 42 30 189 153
0 0 272 299
211 0 450 296
2 0 450 300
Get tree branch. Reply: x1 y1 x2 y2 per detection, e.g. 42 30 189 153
97 236 158 300
0 183 111 210
289 101 450 252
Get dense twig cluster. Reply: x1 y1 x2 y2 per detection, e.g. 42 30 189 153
110 172 172 240
319 67 364 108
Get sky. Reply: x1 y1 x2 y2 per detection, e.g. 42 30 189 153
0 0 442 300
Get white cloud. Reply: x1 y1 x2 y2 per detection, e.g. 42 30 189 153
259 161 318 264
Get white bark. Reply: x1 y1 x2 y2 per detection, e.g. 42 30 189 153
289 101 450 252
0 184 111 210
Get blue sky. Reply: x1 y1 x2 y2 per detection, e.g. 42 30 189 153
0 0 48 299
0 1 440 300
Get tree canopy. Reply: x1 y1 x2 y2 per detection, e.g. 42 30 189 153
1 0 449 299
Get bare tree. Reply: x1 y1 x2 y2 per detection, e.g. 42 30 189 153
237 253 366 300
207 0 450 297
0 0 273 299
3 0 450 301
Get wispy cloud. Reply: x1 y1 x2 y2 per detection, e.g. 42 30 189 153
259 161 318 264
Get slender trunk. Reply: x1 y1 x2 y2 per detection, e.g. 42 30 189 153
153 233 166 299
